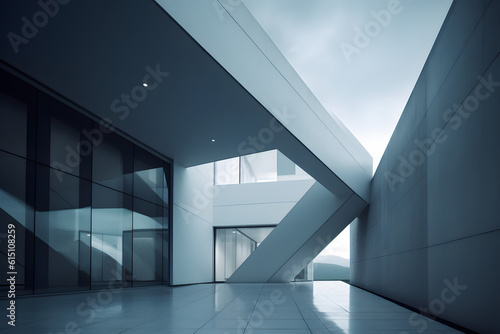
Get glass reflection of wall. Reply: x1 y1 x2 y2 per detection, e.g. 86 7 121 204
241 151 277 183
214 150 311 186
0 68 171 295
0 70 36 296
215 227 274 282
133 147 168 286
35 165 92 293
132 199 163 285
35 94 94 293
91 184 132 288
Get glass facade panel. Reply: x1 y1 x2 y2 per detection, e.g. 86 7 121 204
92 128 133 194
35 165 92 293
0 150 35 295
0 70 35 159
91 184 133 289
0 68 172 295
132 198 163 286
214 157 239 185
215 227 274 282
134 147 168 206
37 93 93 181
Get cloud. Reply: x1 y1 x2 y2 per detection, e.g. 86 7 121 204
242 0 452 171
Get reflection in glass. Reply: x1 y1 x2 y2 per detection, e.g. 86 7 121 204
132 198 163 285
93 129 133 194
37 93 93 180
218 150 312 184
134 147 168 206
35 165 91 293
0 68 172 295
0 70 35 159
215 227 274 281
240 151 277 183
0 151 35 295
91 184 132 289
214 157 239 185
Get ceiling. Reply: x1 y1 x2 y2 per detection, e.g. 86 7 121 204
0 0 371 201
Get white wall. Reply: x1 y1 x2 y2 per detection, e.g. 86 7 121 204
172 162 214 285
213 179 315 227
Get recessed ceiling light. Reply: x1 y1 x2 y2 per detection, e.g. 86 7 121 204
211 139 216 142
143 83 148 87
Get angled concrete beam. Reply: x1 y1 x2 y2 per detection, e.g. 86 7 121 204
227 182 366 282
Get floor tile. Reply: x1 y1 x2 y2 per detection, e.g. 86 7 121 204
2 281 468 333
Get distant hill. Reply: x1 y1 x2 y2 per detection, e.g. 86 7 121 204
313 263 350 281
313 255 349 267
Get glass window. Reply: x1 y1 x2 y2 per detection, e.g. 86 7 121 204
0 151 35 295
134 146 168 206
34 165 91 293
91 184 133 289
240 151 277 183
215 227 274 282
0 70 36 159
92 127 133 194
214 157 239 185
277 151 295 176
37 92 93 181
132 198 163 286
0 68 172 294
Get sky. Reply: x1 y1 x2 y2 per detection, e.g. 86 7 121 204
242 0 452 171
241 0 452 260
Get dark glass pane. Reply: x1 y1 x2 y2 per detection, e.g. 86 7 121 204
34 165 91 293
133 146 167 206
0 69 36 159
91 184 132 289
215 227 274 282
0 151 34 295
92 127 133 194
132 198 162 286
37 92 93 181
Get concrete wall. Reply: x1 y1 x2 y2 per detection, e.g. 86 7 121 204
172 163 214 285
351 1 500 333
228 181 366 283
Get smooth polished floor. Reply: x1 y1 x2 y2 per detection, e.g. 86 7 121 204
1 281 463 334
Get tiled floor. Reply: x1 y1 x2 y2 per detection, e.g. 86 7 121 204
1 281 463 333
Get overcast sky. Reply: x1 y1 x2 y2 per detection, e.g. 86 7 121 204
240 0 452 259
242 0 452 171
